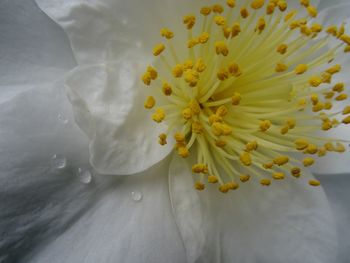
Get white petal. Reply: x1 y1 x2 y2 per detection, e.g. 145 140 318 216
169 162 338 263
168 154 206 263
0 0 75 86
65 56 172 175
27 160 186 263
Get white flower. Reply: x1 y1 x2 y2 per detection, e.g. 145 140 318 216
1 0 350 262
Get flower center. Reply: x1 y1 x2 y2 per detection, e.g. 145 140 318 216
142 0 350 193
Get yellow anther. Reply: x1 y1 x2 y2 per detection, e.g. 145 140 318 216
228 63 242 76
291 167 301 178
263 162 274 169
142 72 152 86
153 43 165 56
226 0 236 8
266 3 275 15
322 72 333 84
209 114 222 125
309 76 322 87
273 173 285 180
273 156 289 166
183 59 194 70
162 82 172 96
192 121 204 134
275 63 288 72
158 133 167 145
295 64 308 74
194 181 205 191
306 144 318 154
240 152 252 166
178 146 189 158
217 68 229 81
334 143 346 153
152 108 166 123
260 179 271 186
231 23 241 37
214 16 226 26
310 94 318 105
342 116 350 124
246 141 258 152
322 121 333 131
172 64 183 78
182 108 192 120
280 126 289 135
344 46 350 53
300 0 309 7
212 122 232 136
192 164 208 174
311 23 322 33
286 118 296 129
298 98 307 109
215 41 229 56
184 70 199 87
188 39 199 48
219 184 229 193
324 102 333 110
340 34 350 45
326 64 341 75
326 26 338 36
277 0 287 11
260 120 271 131
333 83 344 93
215 140 227 148
160 28 174 39
174 132 186 143
342 106 350 115
189 99 201 115
325 142 335 151
300 26 312 36
240 174 251 182
277 44 288 54
216 105 228 117
295 138 309 150
198 32 210 44
318 147 327 157
289 21 300 30
303 157 315 167
227 182 239 190
251 0 265 9
240 8 249 18
324 92 334 99
144 96 156 109
307 5 317 17
337 23 345 38
312 102 324 112
285 10 297 22
256 17 266 33
208 175 219 184
212 4 224 14
200 6 212 16
270 0 279 5
195 58 206 73
183 15 196 30
147 66 158 80
309 180 321 187
223 26 232 39
231 93 242 105
335 94 348 101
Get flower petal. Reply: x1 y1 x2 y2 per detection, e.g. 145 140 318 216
168 154 206 263
65 56 173 175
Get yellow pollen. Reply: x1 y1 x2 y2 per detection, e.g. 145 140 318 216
285 10 297 22
183 15 196 29
333 83 345 93
309 180 321 187
214 16 226 26
194 181 205 191
215 140 227 148
275 63 288 72
307 5 317 17
273 172 285 180
227 181 239 190
260 120 271 131
277 44 288 54
178 146 190 158
195 58 207 72
251 0 265 9
192 164 208 174
162 82 173 96
198 32 210 44
263 162 274 169
200 6 212 16
219 185 229 193
277 0 287 11
311 23 322 33
189 99 201 115
309 76 322 87
295 138 309 150
318 147 327 157
340 34 350 45
174 132 186 143
342 106 350 115
152 108 165 123
240 174 251 182
215 41 229 56
182 108 192 120
144 96 156 109
208 175 219 183
266 3 275 15
192 121 204 134
172 64 183 78
153 43 165 56
209 114 223 125
142 72 152 86
256 17 266 33
216 105 228 117
326 64 341 75
260 179 271 186
240 8 249 18
286 118 296 129
336 94 348 101
291 167 301 178
183 59 194 70
300 0 309 7
342 116 350 124
231 93 242 105
240 152 252 166
295 64 308 74
303 157 315 167
217 68 229 81
212 4 224 14
160 28 174 39
184 70 199 87
188 39 199 48
231 23 241 37
226 0 236 8
246 141 258 152
158 133 167 146
273 156 289 166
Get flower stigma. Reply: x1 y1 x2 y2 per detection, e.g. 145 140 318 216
141 0 350 193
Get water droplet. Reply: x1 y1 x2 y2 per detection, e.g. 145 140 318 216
77 168 92 184
51 154 67 169
131 191 143 202
58 114 69 124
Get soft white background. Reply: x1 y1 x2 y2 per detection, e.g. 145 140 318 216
0 0 350 262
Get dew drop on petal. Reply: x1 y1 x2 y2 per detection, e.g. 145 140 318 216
131 191 143 202
57 113 69 124
51 154 67 169
77 168 92 184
